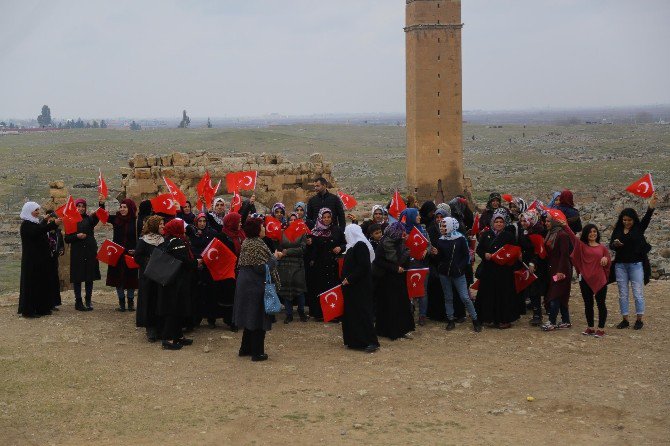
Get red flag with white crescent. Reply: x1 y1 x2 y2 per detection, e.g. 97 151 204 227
230 189 242 213
491 244 522 266
404 226 429 260
389 190 406 220
226 171 257 193
196 171 219 210
201 237 237 281
125 255 140 269
95 207 109 224
625 173 655 199
528 234 547 259
62 215 79 235
150 193 180 216
338 191 357 210
98 169 108 199
96 239 124 266
406 268 429 299
264 215 283 241
319 284 344 322
163 176 187 207
283 218 311 243
56 196 83 223
514 266 538 292
471 213 480 236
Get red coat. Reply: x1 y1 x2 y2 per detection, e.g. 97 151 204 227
545 230 572 306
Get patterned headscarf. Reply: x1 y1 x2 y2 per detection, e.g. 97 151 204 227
311 207 333 237
210 197 227 226
271 202 286 215
436 203 452 217
383 221 406 241
521 209 540 227
486 193 502 210
491 208 511 228
371 204 385 222
439 217 464 240
294 202 306 212
511 197 528 214
448 197 467 218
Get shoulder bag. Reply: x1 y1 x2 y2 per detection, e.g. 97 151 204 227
263 263 282 314
144 245 182 286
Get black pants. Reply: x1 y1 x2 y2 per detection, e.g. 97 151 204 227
73 281 93 302
240 329 266 356
162 315 183 342
579 280 607 329
548 299 570 325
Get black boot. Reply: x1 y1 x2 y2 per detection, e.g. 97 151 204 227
116 297 126 312
473 319 482 333
298 309 308 322
75 299 87 312
127 299 135 312
84 297 93 311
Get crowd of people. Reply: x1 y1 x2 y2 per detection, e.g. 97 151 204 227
18 177 658 361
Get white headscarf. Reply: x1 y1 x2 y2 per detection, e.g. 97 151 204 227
20 202 40 224
344 224 375 263
371 204 385 223
439 217 464 240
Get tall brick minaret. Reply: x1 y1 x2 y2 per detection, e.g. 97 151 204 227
405 0 464 203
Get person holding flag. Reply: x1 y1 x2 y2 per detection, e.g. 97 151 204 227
435 217 482 332
478 193 506 236
177 201 196 225
556 190 583 234
609 192 657 330
475 210 519 329
519 209 548 326
64 198 102 311
276 212 308 324
201 197 227 232
271 203 287 226
541 209 573 332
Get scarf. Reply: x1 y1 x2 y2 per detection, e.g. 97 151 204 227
164 218 186 240
222 212 246 255
142 233 164 246
311 207 333 237
419 201 437 227
238 237 280 285
344 224 375 262
20 202 40 223
209 198 226 226
492 208 511 227
486 193 502 210
448 197 467 218
548 191 561 209
384 221 406 241
545 225 563 250
294 201 306 212
114 198 137 225
511 197 528 214
371 204 385 223
521 209 539 227
439 217 464 240
436 203 452 217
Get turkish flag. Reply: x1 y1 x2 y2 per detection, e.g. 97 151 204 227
514 267 538 292
284 218 310 243
472 213 480 236
491 244 522 266
527 200 545 212
151 193 180 216
502 194 513 202
196 171 219 210
470 279 480 291
56 196 82 223
319 284 344 322
528 234 547 259
337 257 344 279
98 169 108 199
264 215 283 241
226 171 257 193
62 215 79 235
201 237 237 281
338 191 357 210
626 173 655 199
125 255 140 269
405 226 429 259
95 207 109 224
97 239 124 266
406 268 429 299
163 177 187 207
546 208 567 224
389 190 406 219
230 189 242 213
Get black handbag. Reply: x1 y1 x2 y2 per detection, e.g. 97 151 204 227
144 246 182 286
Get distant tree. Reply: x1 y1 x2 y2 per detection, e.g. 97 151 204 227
9 122 16 129
207 117 212 128
0 121 6 127
129 120 141 131
75 118 85 128
92 120 99 128
178 110 191 128
57 122 63 129
37 105 52 127
100 119 108 128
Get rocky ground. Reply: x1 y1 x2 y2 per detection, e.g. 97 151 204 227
1 282 668 445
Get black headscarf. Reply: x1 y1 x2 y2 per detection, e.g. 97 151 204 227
419 201 437 228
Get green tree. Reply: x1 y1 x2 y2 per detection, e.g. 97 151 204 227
129 120 141 131
207 117 212 128
100 119 108 128
37 105 52 127
178 110 190 128
92 120 99 128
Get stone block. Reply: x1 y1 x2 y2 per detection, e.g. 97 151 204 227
50 188 68 199
134 168 152 179
120 167 132 177
309 153 324 163
49 180 65 189
150 166 161 178
146 155 158 166
131 154 149 168
160 154 173 166
172 152 189 166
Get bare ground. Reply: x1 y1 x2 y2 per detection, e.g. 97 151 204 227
1 281 669 446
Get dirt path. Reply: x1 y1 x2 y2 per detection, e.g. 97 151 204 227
1 282 669 445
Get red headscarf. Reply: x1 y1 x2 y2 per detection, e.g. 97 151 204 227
114 198 137 225
163 218 186 240
559 190 574 208
222 212 246 255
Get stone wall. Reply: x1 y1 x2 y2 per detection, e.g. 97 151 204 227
119 151 336 209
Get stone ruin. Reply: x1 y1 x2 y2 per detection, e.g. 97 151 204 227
119 151 337 209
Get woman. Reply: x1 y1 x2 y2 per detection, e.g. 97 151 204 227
239 193 257 225
508 197 528 223
556 189 583 233
372 222 415 340
222 212 246 257
542 209 573 331
360 205 388 239
233 218 280 361
449 196 474 232
610 193 656 330
134 215 164 342
478 193 505 234
45 211 65 311
177 201 196 225
341 224 379 352
475 210 519 329
419 201 437 231
548 191 561 209
205 197 227 232
136 200 153 238
216 213 241 329
435 218 482 332
19 202 60 318
425 208 452 322
563 223 611 337
277 212 308 323
519 209 547 326
64 198 101 311
157 219 200 350
271 202 287 226
305 208 346 321
102 197 139 311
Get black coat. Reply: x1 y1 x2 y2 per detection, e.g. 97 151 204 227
46 227 64 307
133 238 161 328
19 220 59 316
64 214 101 283
341 242 378 349
475 230 519 324
305 227 346 318
233 256 276 331
307 190 346 228
156 237 198 317
105 214 138 289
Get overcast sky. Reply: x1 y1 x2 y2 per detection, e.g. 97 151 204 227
1 0 668 119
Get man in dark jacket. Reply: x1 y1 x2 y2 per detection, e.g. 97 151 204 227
306 177 346 229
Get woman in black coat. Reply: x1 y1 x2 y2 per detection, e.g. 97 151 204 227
341 225 379 352
133 215 164 342
45 211 65 311
101 198 139 311
372 222 415 340
64 198 101 311
305 208 346 321
518 209 548 326
19 202 61 318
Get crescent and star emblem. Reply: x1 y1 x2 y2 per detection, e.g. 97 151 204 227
410 272 421 287
637 182 650 194
107 246 118 256
207 249 219 261
267 222 278 232
239 175 253 187
323 291 338 308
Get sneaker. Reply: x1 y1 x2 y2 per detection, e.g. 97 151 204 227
541 323 556 332
582 328 596 336
616 319 630 329
633 320 644 330
594 330 605 338
445 320 456 331
162 341 182 350
557 322 572 329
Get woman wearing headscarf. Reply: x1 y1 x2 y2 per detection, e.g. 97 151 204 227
508 197 528 223
305 208 346 321
478 193 504 234
133 215 164 342
234 218 280 361
19 202 61 318
157 219 200 350
541 209 573 331
448 196 474 232
64 198 101 311
475 209 519 329
340 224 379 352
205 197 227 232
556 189 582 233
519 209 548 326
435 217 482 332
548 192 561 209
100 197 139 311
45 211 65 311
425 208 453 321
218 212 243 329
238 194 257 225
136 200 153 239
277 212 308 323
177 200 196 225
419 201 437 230
359 204 388 238
372 222 415 340
609 193 656 330
293 201 311 226
271 202 287 226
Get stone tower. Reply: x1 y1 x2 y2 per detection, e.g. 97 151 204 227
405 0 464 203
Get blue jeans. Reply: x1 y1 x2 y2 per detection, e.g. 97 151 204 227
615 262 645 315
284 294 305 316
116 287 135 306
548 299 570 325
439 274 477 321
416 270 431 317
